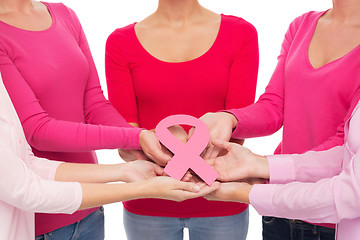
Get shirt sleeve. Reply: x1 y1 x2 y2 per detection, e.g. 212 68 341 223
225 20 259 110
105 29 139 124
66 7 133 128
228 15 304 139
0 122 82 214
0 48 142 151
250 152 360 224
267 146 344 184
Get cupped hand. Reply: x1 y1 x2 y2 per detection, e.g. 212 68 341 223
145 176 220 202
122 160 164 182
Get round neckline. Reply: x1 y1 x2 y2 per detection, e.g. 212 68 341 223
132 14 224 64
306 9 360 71
0 1 56 33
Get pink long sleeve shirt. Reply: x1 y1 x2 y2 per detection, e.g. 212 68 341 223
229 11 360 228
0 2 141 235
0 75 82 240
250 100 360 240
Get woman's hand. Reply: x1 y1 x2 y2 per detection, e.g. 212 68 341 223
143 176 220 202
121 160 164 182
208 141 269 182
189 112 238 159
204 182 253 204
117 148 149 162
139 130 172 166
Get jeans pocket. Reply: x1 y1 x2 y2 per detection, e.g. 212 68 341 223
262 216 276 225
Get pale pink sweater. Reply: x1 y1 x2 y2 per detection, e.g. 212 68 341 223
250 101 360 240
0 75 82 240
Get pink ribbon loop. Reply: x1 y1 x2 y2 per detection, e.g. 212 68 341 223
155 114 219 185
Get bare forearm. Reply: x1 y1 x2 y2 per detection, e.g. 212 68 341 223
55 163 125 183
79 182 146 209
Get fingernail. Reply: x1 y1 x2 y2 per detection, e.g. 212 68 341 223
193 185 200 192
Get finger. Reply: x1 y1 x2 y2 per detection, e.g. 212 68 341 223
203 144 215 160
185 182 220 198
153 164 164 176
208 147 222 159
181 171 193 182
146 145 171 167
211 140 232 152
175 181 200 192
187 127 195 141
133 150 149 160
204 194 218 201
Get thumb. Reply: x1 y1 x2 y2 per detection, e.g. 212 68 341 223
212 140 232 152
177 181 200 192
153 164 164 176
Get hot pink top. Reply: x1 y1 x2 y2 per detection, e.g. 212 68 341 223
0 2 141 235
106 15 258 217
250 100 360 240
229 11 360 228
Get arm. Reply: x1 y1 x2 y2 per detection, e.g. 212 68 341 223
267 146 343 184
203 20 259 159
250 152 360 223
1 147 218 212
105 29 139 125
0 126 81 214
65 7 132 128
0 49 142 151
227 17 298 139
199 16 302 156
28 153 220 210
209 141 343 183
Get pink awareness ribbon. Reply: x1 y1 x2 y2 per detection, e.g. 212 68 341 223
155 114 219 185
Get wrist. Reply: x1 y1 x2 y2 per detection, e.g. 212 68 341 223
254 155 270 179
235 184 252 204
220 112 238 130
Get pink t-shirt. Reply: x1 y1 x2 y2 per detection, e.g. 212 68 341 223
106 15 259 217
229 11 360 228
0 2 141 235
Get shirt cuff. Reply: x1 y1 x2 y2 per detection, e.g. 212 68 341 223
250 184 278 217
267 155 296 184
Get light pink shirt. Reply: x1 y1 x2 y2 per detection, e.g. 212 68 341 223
0 76 82 240
250 101 360 240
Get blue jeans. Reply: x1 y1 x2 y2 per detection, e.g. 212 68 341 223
262 217 335 240
35 207 104 240
123 208 249 240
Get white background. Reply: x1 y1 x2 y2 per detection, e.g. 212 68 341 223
47 1 332 239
